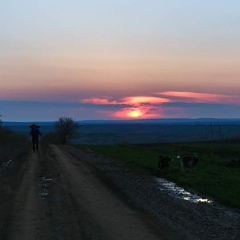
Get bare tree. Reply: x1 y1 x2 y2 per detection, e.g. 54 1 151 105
54 117 79 144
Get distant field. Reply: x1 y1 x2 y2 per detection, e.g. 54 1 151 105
2 123 55 136
80 143 240 209
4 122 240 144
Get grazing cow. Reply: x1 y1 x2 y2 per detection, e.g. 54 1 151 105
231 158 240 164
158 155 172 170
229 158 240 167
177 153 199 172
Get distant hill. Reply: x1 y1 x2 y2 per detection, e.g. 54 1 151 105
2 122 55 135
3 118 240 127
3 121 54 126
3 118 240 145
79 118 240 125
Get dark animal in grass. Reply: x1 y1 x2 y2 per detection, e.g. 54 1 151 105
231 158 240 164
227 158 240 167
158 155 172 169
177 153 199 172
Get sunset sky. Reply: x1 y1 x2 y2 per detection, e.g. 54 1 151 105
1 0 240 121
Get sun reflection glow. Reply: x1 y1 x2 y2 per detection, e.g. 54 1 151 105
127 109 143 118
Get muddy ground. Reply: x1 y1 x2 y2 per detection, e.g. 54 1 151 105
0 145 239 240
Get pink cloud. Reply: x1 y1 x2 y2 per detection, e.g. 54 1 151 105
82 96 170 106
81 96 167 119
80 91 240 119
122 96 170 105
159 91 240 104
81 97 118 105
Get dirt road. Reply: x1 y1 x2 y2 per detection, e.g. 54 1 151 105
0 145 183 240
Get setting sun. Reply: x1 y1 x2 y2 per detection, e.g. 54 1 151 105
127 109 143 118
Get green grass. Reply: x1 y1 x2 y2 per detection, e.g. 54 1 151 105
0 126 29 147
79 143 240 209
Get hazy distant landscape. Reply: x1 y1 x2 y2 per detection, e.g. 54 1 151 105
3 119 240 145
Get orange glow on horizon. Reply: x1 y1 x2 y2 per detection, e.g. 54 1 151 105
112 106 162 119
80 91 240 120
126 109 143 118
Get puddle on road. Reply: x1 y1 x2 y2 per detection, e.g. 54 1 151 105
2 159 12 167
41 193 49 196
38 177 53 200
42 177 53 182
156 178 213 204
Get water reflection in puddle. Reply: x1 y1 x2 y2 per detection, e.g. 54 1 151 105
156 178 212 204
42 177 53 182
2 159 12 167
41 193 49 196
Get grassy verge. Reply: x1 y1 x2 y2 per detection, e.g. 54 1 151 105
0 127 30 164
0 127 29 148
79 143 240 209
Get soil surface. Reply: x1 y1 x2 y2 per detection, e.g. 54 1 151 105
0 145 183 240
0 145 240 240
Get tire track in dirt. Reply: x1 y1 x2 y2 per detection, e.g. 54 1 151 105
0 148 28 240
48 145 182 240
6 150 50 240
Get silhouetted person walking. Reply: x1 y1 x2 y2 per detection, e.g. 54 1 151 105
29 124 42 152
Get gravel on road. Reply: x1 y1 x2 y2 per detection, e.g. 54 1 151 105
64 146 240 240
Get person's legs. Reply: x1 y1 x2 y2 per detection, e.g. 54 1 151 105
32 138 36 152
36 138 39 152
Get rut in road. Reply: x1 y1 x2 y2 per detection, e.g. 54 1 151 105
6 148 81 240
5 145 183 240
